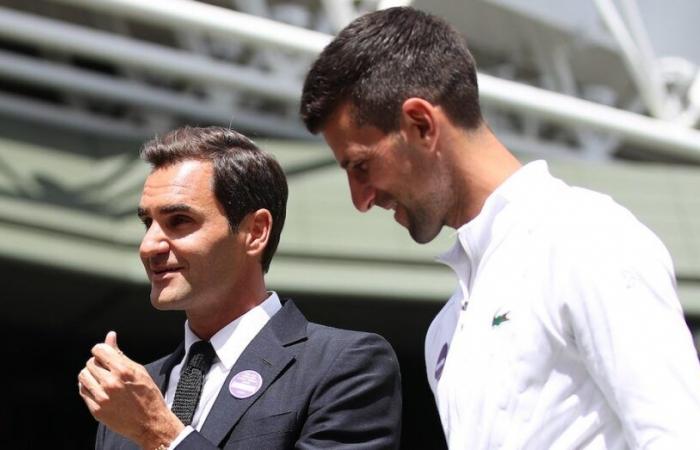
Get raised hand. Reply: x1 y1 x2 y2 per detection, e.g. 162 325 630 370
78 331 183 449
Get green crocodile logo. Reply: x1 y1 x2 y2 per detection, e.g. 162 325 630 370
492 311 510 327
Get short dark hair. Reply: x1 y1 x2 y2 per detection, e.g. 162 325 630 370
141 126 287 273
301 6 482 134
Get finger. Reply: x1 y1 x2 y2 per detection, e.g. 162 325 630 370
86 357 112 381
78 367 109 403
105 330 119 351
91 344 138 384
79 381 102 416
78 377 95 402
93 355 108 370
92 343 128 369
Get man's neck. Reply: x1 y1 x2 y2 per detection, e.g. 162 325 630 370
445 125 522 228
186 283 269 341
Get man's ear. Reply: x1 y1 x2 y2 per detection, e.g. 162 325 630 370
242 209 272 258
400 98 439 148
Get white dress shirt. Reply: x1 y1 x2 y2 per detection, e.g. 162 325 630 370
425 161 700 449
167 292 282 448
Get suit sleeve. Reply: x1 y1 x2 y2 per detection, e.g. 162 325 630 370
174 431 219 449
296 332 402 450
95 423 105 450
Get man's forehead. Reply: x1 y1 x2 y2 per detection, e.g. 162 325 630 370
324 102 357 134
151 159 211 181
143 160 211 190
322 105 363 164
139 159 215 209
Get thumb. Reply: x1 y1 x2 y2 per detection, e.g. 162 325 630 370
105 330 119 351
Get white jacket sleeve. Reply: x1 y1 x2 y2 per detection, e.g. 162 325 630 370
562 227 700 449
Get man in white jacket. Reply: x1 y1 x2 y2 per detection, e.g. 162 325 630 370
300 6 700 449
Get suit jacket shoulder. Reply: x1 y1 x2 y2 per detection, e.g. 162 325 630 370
292 322 402 449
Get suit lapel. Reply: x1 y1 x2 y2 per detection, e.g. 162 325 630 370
199 300 307 446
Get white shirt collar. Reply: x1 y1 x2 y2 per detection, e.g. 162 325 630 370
182 292 283 370
492 159 550 205
437 160 552 272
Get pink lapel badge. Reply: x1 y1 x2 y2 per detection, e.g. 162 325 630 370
229 370 263 399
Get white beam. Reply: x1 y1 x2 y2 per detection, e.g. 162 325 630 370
0 50 308 138
0 92 149 139
479 74 700 161
49 0 331 54
0 7 299 102
592 0 669 119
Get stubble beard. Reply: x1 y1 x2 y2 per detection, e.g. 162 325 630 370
405 193 447 244
405 170 451 244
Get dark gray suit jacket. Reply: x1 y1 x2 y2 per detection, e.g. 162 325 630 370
95 300 402 449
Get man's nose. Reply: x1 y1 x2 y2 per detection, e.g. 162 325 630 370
139 223 169 258
348 176 376 212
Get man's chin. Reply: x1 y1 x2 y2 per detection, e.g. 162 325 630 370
408 222 442 244
152 301 176 311
150 290 187 311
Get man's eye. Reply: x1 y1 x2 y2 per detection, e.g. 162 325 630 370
141 218 152 229
169 215 191 227
353 161 369 173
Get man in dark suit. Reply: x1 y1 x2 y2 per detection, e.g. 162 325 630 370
78 126 401 450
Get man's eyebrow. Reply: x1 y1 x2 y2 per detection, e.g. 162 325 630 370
159 204 194 214
136 204 193 219
339 149 370 170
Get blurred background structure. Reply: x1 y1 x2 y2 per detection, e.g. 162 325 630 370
0 0 699 447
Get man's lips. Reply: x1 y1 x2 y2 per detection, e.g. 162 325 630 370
150 266 183 280
390 204 408 228
379 199 398 211
378 199 407 227
393 208 404 227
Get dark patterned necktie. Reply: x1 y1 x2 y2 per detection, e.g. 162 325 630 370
171 340 216 425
